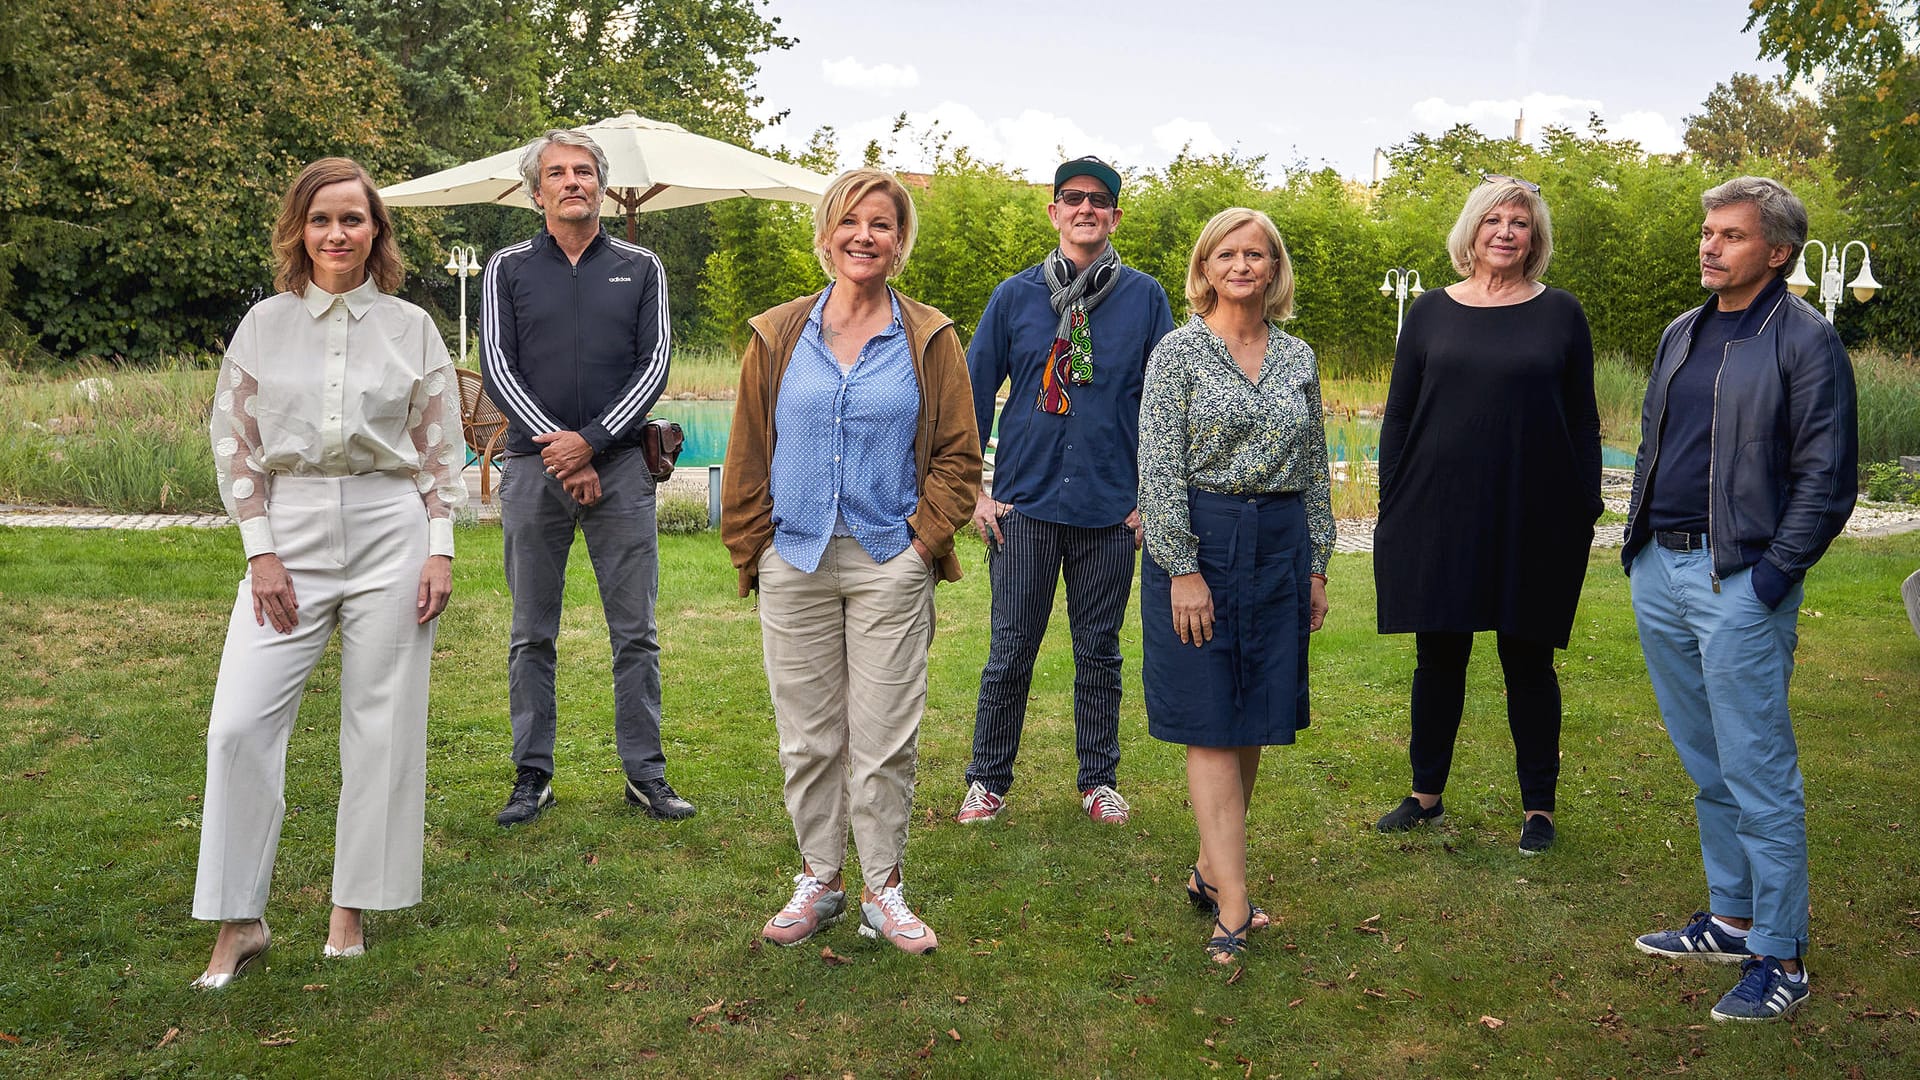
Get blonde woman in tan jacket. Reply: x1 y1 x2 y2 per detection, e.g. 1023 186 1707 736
721 168 980 955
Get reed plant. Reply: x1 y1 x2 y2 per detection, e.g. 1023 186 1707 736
0 361 221 511
1852 347 1920 466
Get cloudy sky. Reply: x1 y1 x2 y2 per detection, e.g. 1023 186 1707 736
748 0 1792 182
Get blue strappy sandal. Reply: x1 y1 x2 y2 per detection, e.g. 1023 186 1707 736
1187 864 1269 930
1206 907 1255 964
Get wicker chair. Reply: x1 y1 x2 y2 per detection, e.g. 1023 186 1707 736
455 367 509 506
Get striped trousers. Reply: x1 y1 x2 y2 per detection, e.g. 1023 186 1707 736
965 509 1137 794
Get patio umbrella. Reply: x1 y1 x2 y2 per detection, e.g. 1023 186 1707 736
378 110 831 240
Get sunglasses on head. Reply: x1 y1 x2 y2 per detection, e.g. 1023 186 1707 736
1055 189 1116 209
1482 173 1541 193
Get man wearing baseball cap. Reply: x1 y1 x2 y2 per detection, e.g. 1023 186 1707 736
956 156 1175 827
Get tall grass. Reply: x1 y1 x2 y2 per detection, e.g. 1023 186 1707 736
1592 349 1648 450
1853 347 1920 466
0 361 221 512
1595 345 1920 469
665 344 744 398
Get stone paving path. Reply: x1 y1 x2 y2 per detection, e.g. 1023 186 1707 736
6 466 1919 551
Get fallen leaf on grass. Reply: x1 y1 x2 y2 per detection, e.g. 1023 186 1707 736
259 1030 297 1047
947 1029 961 1041
1477 1015 1505 1030
952 995 969 1004
592 908 614 920
1363 988 1388 999
1225 966 1244 985
914 1035 934 1059
154 1028 177 1049
1287 998 1303 1008
688 1000 724 1026
582 852 599 866
1134 994 1158 1005
301 984 326 991
819 946 850 967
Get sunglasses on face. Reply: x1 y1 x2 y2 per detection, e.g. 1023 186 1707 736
1482 173 1541 193
1055 189 1116 209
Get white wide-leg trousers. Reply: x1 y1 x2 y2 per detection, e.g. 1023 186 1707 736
193 473 435 920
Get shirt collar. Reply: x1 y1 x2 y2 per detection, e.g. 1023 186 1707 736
806 283 905 336
302 276 382 320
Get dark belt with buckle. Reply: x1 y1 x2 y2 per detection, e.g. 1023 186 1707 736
1654 530 1709 552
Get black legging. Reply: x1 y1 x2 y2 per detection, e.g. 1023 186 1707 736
1408 631 1561 813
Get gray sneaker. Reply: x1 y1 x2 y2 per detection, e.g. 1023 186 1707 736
761 873 845 947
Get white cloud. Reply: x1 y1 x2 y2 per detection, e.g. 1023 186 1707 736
1405 92 1682 153
1152 118 1226 158
1610 109 1683 153
828 103 1139 180
1408 91 1604 140
820 56 921 93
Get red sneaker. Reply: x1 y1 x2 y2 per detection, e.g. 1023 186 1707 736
1082 785 1131 825
955 781 1006 824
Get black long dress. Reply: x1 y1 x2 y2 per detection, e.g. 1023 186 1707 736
1372 286 1601 648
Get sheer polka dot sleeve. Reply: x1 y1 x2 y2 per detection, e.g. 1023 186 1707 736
211 349 275 558
409 328 468 559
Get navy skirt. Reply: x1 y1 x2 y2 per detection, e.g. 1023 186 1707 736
1142 488 1312 747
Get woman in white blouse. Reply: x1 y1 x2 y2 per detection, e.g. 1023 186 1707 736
190 158 467 988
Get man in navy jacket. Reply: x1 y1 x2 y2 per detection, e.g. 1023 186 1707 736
482 129 694 826
954 157 1174 828
1624 176 1856 1023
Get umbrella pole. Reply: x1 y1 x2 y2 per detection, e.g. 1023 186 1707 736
627 207 637 243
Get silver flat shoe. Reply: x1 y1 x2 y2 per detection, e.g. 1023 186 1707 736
190 919 270 990
322 940 366 959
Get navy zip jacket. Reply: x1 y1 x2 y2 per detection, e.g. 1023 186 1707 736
1623 275 1857 603
481 228 671 458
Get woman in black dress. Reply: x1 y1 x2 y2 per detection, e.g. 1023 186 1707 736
1371 175 1601 855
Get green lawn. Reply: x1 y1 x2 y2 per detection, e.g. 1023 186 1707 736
2 527 1917 1078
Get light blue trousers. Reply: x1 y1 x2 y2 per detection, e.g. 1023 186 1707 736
1629 543 1808 960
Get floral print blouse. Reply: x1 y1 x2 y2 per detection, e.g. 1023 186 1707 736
1138 315 1333 577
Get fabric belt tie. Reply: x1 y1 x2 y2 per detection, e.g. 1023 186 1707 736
1654 530 1709 552
1222 495 1267 718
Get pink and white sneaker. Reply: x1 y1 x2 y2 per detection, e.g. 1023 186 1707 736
761 873 845 947
1082 785 1132 825
955 781 1006 824
858 884 938 954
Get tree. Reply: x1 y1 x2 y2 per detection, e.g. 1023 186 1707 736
535 0 792 141
8 0 406 360
1683 73 1829 168
1746 0 1918 80
1747 0 1920 349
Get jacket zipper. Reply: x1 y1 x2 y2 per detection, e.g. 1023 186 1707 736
1707 342 1726 593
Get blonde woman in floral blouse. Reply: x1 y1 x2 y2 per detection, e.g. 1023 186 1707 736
190 158 467 988
1138 207 1332 965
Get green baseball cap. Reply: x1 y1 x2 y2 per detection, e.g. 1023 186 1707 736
1054 156 1121 200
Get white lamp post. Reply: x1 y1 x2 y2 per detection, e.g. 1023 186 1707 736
1379 267 1424 340
1785 239 1881 323
443 244 483 361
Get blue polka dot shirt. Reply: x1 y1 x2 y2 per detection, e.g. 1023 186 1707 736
769 286 922 573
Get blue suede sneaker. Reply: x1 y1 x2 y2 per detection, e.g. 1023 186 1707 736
1710 957 1809 1022
1634 911 1753 963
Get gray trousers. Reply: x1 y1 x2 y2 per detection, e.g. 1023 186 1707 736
499 447 664 780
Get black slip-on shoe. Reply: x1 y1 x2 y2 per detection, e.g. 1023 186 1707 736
1375 796 1444 833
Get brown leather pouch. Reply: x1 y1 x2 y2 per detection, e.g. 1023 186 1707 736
640 417 684 482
